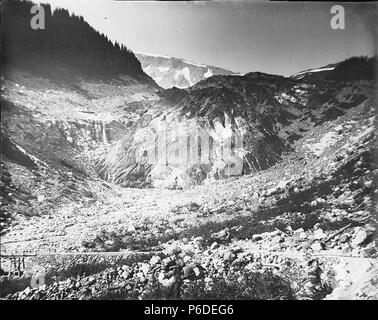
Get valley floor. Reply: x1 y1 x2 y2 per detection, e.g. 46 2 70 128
1 126 377 299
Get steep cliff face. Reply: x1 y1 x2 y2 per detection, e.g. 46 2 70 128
95 72 376 188
1 70 158 168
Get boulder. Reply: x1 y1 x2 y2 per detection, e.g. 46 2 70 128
339 233 351 243
352 229 370 247
223 250 236 263
210 242 219 250
311 242 324 251
313 228 326 240
210 228 230 242
149 255 161 266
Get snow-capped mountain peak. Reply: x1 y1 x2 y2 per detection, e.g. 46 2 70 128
135 52 237 89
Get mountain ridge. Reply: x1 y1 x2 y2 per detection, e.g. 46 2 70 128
290 56 377 82
136 52 238 89
96 69 376 188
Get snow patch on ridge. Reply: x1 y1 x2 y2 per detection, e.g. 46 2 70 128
180 58 207 68
158 67 169 73
204 68 213 78
135 51 172 59
292 66 335 78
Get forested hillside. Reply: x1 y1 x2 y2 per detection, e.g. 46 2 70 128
1 0 148 80
326 56 377 81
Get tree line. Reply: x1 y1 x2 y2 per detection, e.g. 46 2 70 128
326 56 377 81
1 0 145 78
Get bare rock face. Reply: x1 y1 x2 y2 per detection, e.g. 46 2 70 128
2 99 126 171
96 72 375 188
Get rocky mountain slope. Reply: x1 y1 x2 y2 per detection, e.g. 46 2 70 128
0 67 158 235
96 71 376 189
136 52 238 89
1 96 376 299
2 56 376 300
0 0 160 236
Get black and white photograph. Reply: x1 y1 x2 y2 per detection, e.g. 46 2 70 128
0 0 377 304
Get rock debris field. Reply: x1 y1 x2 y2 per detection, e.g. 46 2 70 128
1 71 377 300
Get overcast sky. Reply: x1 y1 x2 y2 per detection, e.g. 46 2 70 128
40 0 376 76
